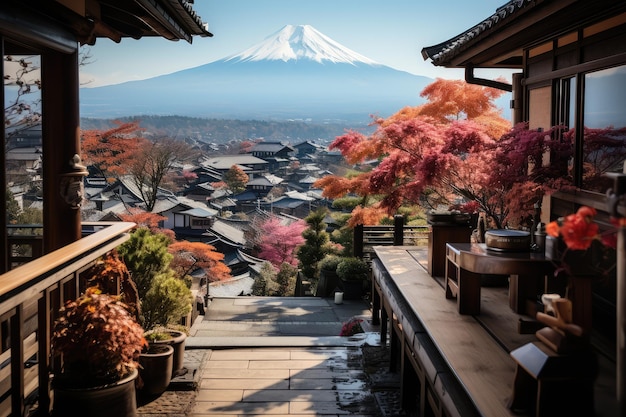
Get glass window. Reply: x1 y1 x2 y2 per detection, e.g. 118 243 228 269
582 65 626 192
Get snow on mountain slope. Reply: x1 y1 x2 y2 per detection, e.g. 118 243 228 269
225 24 380 66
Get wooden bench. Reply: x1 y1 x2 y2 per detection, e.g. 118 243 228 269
372 246 537 417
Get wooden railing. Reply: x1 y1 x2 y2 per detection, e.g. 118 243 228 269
354 215 429 263
0 222 135 417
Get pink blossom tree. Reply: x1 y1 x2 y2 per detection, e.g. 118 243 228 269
257 217 306 267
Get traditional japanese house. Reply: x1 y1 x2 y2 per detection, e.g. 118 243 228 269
371 1 626 416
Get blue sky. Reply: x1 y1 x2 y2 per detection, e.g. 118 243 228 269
80 0 512 87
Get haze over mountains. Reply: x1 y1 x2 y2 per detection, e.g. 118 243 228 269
80 25 434 124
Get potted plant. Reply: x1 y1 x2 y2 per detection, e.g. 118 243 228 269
51 286 147 417
336 257 370 300
317 255 342 297
137 343 174 399
118 228 194 379
140 273 193 377
144 325 188 378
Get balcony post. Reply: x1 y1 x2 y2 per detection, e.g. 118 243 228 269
393 214 404 246
354 224 364 258
42 48 83 252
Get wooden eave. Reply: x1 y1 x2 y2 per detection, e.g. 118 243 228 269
7 0 212 47
422 0 625 69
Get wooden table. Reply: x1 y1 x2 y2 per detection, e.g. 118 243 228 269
445 243 555 315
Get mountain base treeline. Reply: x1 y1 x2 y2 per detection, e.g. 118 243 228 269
80 115 374 144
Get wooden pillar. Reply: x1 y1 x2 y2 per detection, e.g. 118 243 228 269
41 48 82 252
0 37 7 273
393 214 404 246
512 73 524 125
354 224 364 258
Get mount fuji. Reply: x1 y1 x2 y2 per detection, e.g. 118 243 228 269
80 25 433 123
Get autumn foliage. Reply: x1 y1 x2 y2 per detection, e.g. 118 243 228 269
81 121 148 181
168 240 231 283
119 208 175 240
223 165 249 194
257 217 306 268
315 79 572 229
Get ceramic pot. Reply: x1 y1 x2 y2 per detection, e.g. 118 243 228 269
340 279 364 300
138 344 174 397
52 368 138 417
146 330 187 377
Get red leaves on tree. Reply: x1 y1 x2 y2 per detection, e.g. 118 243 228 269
118 208 175 241
315 79 576 228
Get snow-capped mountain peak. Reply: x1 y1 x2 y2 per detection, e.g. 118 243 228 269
225 24 380 66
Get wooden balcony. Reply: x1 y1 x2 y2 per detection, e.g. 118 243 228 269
0 222 135 417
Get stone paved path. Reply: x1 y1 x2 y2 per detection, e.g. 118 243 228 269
137 296 404 416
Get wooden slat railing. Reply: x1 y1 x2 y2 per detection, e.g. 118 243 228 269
354 215 429 263
0 221 135 417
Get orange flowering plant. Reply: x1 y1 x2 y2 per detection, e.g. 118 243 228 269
546 206 620 279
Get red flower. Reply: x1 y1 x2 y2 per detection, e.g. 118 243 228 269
547 205 621 252
558 207 599 250
340 317 364 336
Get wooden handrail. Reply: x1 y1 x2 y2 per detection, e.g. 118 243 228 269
0 222 135 316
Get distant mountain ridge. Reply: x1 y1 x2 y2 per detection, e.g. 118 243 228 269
80 25 433 123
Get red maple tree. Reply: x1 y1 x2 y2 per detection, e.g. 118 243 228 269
315 79 572 229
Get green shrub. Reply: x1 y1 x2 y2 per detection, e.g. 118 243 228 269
318 255 342 272
336 257 369 281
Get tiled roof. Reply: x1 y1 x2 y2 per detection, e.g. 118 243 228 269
201 155 268 170
178 207 217 218
210 219 246 245
247 177 275 186
251 142 295 153
205 274 254 297
421 0 535 66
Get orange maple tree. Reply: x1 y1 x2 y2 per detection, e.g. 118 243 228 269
223 165 249 194
118 208 175 241
81 120 148 182
315 79 512 227
168 240 231 283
